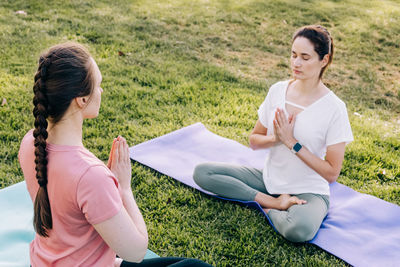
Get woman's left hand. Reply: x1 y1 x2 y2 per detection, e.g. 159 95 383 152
107 136 132 190
273 108 297 148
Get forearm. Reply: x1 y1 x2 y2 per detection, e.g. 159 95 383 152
285 140 339 183
120 188 148 241
249 134 279 150
274 109 343 184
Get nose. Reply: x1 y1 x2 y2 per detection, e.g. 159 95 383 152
99 87 103 93
294 57 302 67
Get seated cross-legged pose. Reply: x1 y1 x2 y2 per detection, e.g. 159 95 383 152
194 25 353 242
19 42 212 267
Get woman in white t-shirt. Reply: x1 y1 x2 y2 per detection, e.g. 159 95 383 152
193 25 353 242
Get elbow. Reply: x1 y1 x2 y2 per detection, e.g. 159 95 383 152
248 136 257 150
138 238 149 262
120 236 148 263
326 176 337 184
325 171 340 184
322 162 342 184
143 234 149 252
136 235 149 262
249 144 257 151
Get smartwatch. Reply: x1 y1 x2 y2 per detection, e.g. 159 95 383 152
291 142 302 154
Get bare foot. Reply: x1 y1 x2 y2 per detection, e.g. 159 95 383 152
277 194 307 210
254 192 306 211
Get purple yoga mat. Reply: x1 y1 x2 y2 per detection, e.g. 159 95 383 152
130 122 400 267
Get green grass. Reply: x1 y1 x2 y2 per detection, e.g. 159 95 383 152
1 0 399 266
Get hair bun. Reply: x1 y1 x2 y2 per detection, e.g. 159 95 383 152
316 25 330 35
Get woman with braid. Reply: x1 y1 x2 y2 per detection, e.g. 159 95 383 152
194 25 353 242
19 43 212 267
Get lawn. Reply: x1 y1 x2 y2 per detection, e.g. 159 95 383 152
0 0 399 266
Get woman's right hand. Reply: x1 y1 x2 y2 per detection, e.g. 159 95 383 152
277 194 307 210
108 136 132 190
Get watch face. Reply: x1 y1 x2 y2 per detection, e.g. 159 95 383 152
293 142 302 152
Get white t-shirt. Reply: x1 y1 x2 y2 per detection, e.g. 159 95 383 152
258 80 353 195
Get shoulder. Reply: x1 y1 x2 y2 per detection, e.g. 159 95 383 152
19 129 35 163
265 80 289 100
20 129 34 148
268 80 289 93
58 147 117 189
326 91 348 113
77 149 108 168
24 129 35 139
78 163 118 188
82 164 115 180
19 129 36 199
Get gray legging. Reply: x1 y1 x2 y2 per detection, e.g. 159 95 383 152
193 162 329 243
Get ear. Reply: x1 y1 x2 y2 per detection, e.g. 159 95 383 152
321 54 330 68
75 96 87 109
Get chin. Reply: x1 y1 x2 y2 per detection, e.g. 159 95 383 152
85 112 99 119
292 73 302 80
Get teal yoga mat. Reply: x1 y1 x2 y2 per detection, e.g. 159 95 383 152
0 181 158 267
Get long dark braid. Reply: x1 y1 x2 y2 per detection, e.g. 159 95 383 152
32 56 52 237
31 43 94 237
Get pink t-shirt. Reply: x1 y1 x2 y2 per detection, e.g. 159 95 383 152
18 130 122 267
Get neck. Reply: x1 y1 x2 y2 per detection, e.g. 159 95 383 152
294 77 323 95
47 110 84 146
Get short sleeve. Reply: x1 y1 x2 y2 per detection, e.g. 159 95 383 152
77 165 122 225
326 102 354 146
257 89 272 128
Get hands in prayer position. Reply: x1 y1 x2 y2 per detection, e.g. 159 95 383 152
273 108 297 149
108 136 132 190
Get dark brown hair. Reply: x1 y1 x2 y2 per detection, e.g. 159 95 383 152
32 42 94 237
293 25 334 78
